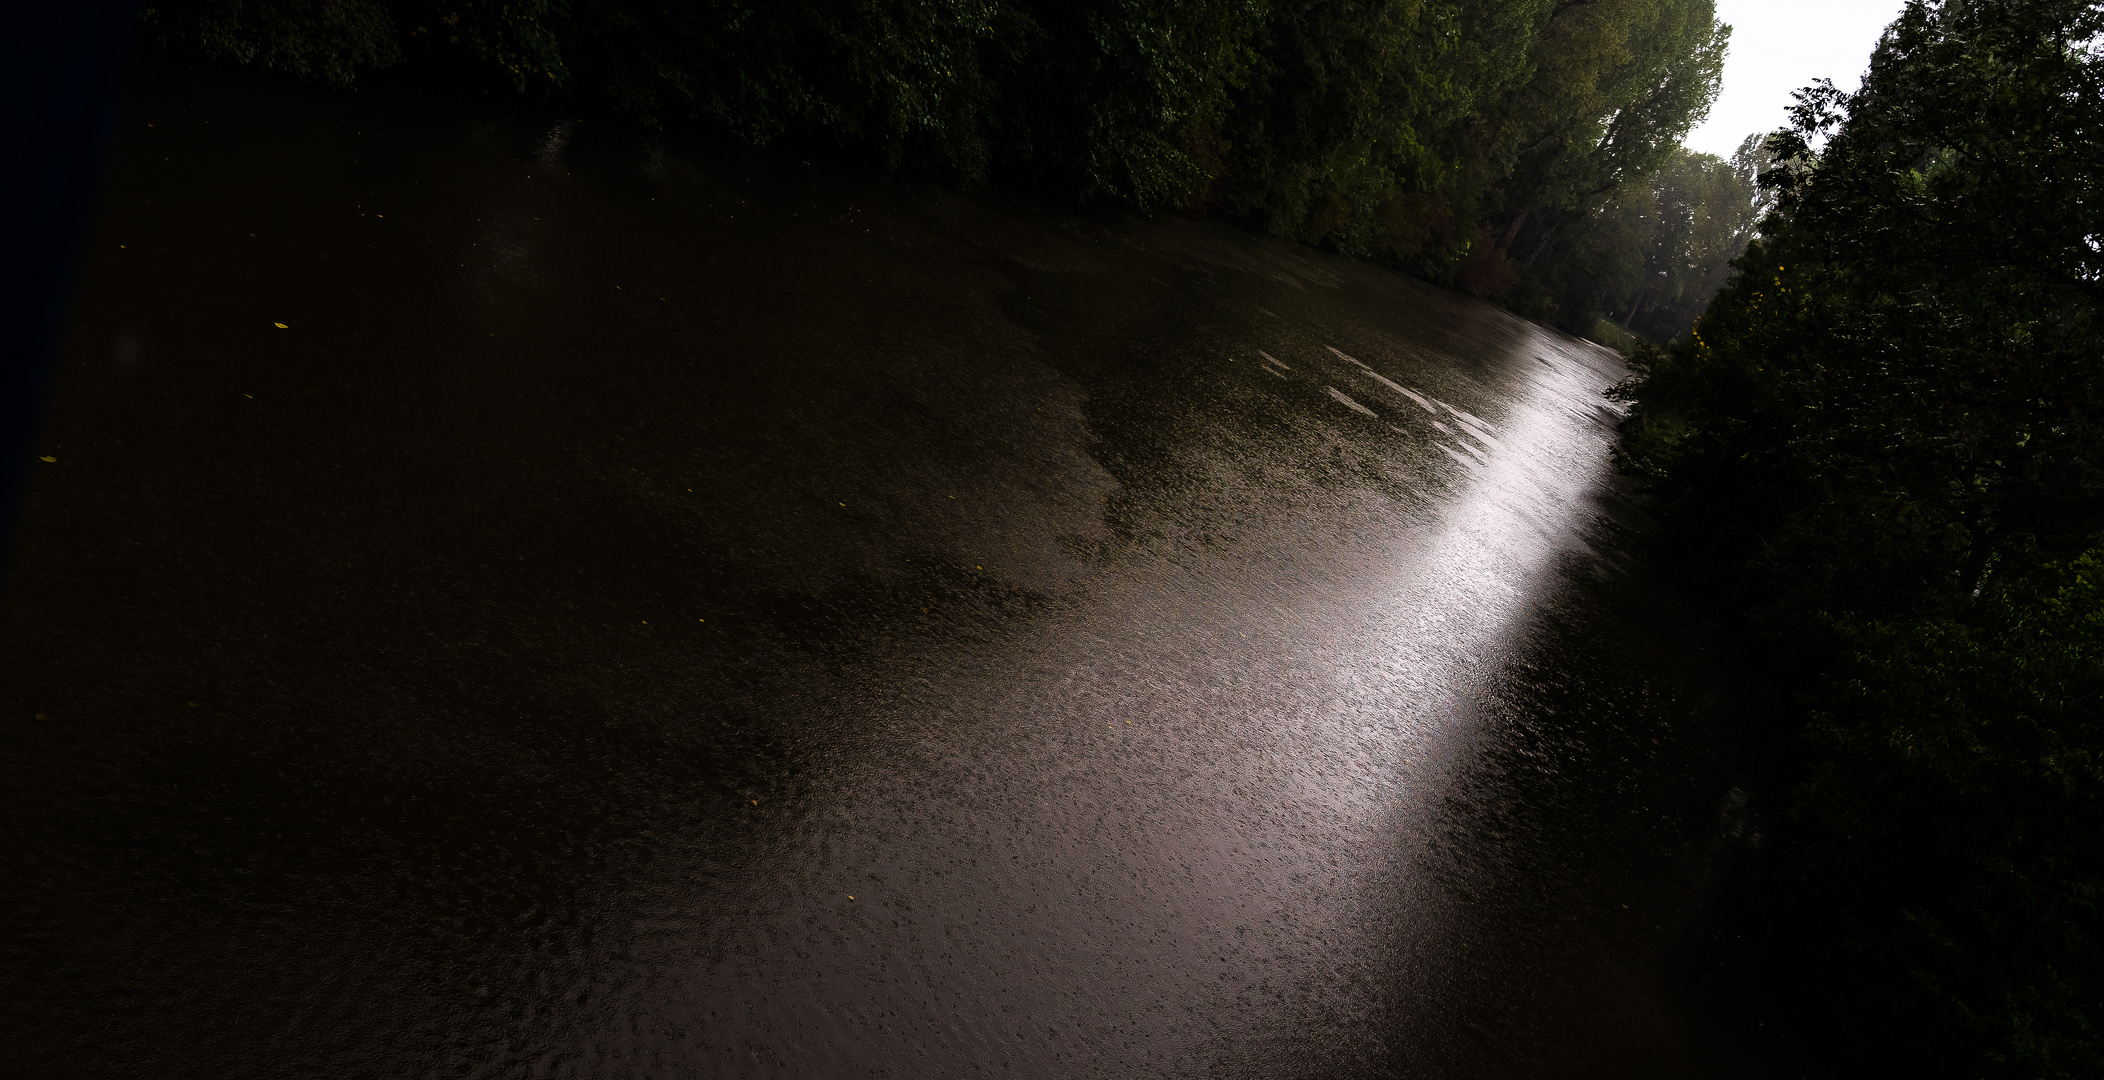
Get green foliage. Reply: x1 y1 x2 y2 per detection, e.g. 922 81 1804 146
146 0 404 86
142 0 1728 324
1482 0 1726 221
1801 551 2104 1075
549 1 1025 181
1208 0 1731 290
1556 135 1766 343
1629 0 2104 620
402 2 570 91
1484 0 1728 316
1209 0 1464 255
1617 0 2104 1071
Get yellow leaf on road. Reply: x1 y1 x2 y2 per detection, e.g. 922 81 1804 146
39 456 55 463
274 322 288 329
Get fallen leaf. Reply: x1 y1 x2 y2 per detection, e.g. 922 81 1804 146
39 456 55 463
274 322 288 329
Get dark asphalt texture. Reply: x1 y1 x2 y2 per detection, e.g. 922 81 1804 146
2 57 1788 1080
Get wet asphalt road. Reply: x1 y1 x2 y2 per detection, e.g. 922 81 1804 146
2 57 1783 1079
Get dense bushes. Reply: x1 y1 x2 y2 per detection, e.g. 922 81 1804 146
1800 554 2104 1075
1617 1 2104 1072
1204 0 1729 304
142 0 1729 329
148 0 405 84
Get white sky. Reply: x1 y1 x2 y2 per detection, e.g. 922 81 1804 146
1684 0 1912 157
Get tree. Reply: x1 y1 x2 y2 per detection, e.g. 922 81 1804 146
142 0 1730 343
1617 2 2104 1073
1605 135 1767 339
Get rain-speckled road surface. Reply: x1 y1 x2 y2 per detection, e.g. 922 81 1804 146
3 57 1785 1079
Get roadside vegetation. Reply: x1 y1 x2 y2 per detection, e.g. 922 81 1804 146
1616 1 2104 1074
143 0 1744 336
1565 134 1769 344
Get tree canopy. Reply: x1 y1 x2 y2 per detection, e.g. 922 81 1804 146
1509 134 1768 345
145 0 1729 331
1618 1 2104 1073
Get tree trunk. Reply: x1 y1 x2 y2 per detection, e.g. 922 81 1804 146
1499 209 1529 253
1622 274 1654 330
1525 222 1558 267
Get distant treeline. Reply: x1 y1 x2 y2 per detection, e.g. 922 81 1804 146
1619 0 2104 1075
143 0 1736 335
1578 134 1766 343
